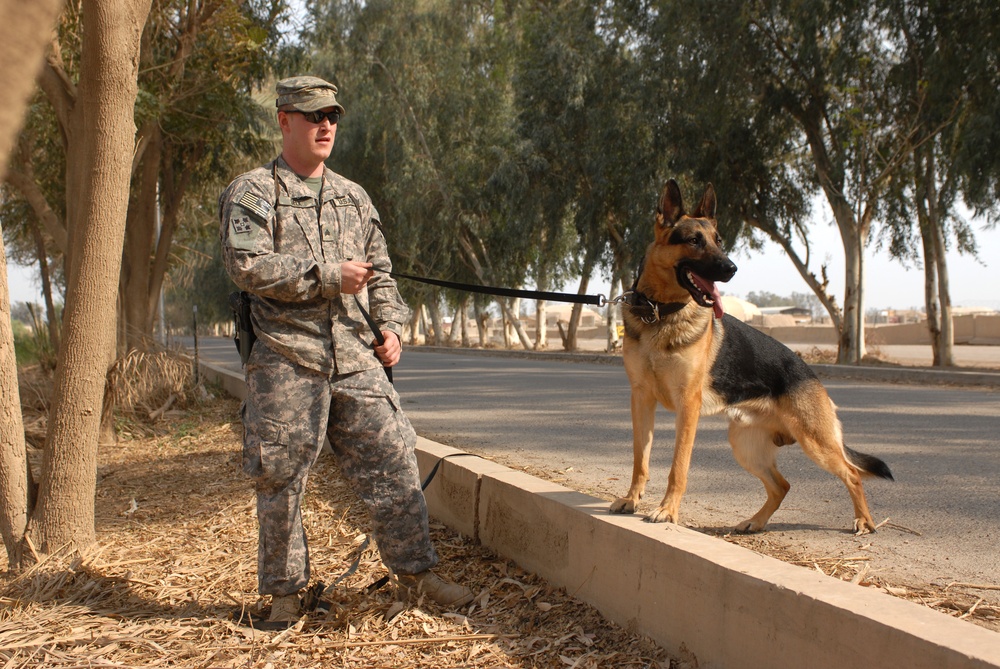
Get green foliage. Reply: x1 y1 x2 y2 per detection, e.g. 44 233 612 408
11 0 994 346
11 304 56 369
164 234 239 332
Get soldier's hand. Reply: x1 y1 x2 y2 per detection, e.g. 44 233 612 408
341 261 374 294
374 330 402 367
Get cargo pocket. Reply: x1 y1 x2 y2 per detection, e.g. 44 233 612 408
243 411 295 493
384 391 417 453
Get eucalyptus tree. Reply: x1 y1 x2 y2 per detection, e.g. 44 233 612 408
639 0 926 364
120 0 293 349
306 0 527 346
879 0 1000 366
0 0 69 573
504 0 662 351
0 0 153 567
3 2 292 351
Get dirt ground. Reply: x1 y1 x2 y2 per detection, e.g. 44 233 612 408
0 395 671 669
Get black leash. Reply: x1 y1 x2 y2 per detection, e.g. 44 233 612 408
357 268 611 380
377 267 607 307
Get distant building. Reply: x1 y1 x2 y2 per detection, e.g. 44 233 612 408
542 303 605 328
720 296 761 322
757 305 812 318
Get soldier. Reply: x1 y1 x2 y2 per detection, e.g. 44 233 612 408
219 76 473 624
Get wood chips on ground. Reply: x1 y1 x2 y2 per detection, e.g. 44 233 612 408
0 395 671 669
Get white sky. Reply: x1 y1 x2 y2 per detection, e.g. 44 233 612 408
6 215 998 313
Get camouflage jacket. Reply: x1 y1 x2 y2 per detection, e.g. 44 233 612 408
219 156 409 376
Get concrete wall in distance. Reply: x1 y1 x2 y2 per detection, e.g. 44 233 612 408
758 315 1000 346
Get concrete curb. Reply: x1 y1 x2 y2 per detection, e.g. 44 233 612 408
199 360 1000 669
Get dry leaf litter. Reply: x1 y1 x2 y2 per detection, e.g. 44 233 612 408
2 393 671 668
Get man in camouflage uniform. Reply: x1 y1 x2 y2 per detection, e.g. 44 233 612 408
219 76 473 624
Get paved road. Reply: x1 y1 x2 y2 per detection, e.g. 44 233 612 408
185 337 1000 605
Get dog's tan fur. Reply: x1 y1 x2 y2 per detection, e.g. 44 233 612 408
610 180 892 534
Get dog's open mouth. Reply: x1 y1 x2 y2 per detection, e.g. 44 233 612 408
679 268 725 319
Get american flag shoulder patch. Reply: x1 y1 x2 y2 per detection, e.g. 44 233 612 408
238 191 272 220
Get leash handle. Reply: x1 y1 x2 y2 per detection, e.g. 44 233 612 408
353 294 392 383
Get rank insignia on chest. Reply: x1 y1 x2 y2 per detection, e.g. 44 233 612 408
232 216 253 234
238 191 273 220
322 225 334 240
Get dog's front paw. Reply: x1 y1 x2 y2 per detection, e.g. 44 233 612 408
610 497 638 514
645 507 678 524
734 518 765 533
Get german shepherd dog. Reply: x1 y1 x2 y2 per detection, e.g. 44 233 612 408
610 180 893 534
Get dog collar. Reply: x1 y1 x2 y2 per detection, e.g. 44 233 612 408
620 290 687 323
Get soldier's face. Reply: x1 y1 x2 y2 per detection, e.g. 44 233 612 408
279 107 338 171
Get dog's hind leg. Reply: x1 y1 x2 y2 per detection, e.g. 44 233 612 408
790 392 881 534
798 431 880 534
610 387 657 515
729 422 790 533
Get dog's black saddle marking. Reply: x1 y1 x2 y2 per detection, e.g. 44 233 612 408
710 315 817 403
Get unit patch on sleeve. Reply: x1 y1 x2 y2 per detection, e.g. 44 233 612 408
238 191 273 221
231 216 253 235
226 213 260 251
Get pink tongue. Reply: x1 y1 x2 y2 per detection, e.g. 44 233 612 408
690 273 725 318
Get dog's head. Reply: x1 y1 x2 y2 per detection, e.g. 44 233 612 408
644 179 737 318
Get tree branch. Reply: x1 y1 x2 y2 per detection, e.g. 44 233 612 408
39 38 76 144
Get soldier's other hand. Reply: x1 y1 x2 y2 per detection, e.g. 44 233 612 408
341 261 374 294
374 330 401 367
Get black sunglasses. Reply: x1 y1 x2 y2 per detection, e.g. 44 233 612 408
291 109 341 125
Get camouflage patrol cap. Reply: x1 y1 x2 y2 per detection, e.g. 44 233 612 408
275 76 345 114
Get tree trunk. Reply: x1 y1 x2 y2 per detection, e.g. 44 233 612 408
459 299 470 347
121 124 161 350
839 233 865 364
0 232 30 568
32 0 152 556
447 299 464 345
0 0 68 570
914 152 943 366
930 214 955 367
407 301 421 345
921 150 955 367
564 248 597 352
475 303 488 347
31 220 61 353
534 264 549 350
920 220 942 365
0 0 66 179
535 300 548 350
427 297 443 346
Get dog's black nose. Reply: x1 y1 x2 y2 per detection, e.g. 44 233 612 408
714 258 737 282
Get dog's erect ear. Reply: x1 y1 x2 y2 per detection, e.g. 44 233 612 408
656 179 685 228
692 183 717 220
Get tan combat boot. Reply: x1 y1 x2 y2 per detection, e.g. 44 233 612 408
268 593 302 623
396 571 474 608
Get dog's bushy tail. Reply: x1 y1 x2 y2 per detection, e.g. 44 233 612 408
845 445 894 481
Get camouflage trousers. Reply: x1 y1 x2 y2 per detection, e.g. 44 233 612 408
241 342 438 597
